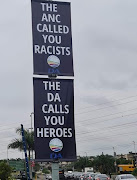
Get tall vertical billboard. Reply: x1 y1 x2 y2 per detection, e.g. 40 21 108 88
33 78 76 161
31 0 74 76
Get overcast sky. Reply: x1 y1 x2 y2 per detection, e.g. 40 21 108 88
0 0 137 160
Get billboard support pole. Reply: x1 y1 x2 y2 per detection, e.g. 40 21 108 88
52 162 59 180
49 73 59 179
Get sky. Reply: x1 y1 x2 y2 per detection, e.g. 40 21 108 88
0 0 137 160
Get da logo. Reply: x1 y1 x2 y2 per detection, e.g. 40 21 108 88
49 138 63 160
50 153 63 160
49 138 63 152
47 55 61 75
48 68 60 75
47 55 60 68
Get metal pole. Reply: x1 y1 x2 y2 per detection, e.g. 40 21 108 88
52 162 59 180
7 146 8 163
30 112 34 159
133 141 137 167
35 2 61 180
85 152 87 167
30 112 34 179
113 147 117 173
133 141 137 154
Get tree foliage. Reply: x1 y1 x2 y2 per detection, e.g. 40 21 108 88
73 155 115 173
8 127 34 159
0 161 12 180
93 154 115 174
33 163 40 172
42 168 50 174
132 168 137 176
116 157 132 165
74 157 93 171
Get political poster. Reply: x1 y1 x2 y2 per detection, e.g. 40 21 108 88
31 0 74 76
33 78 76 161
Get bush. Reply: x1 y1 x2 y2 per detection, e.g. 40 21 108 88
42 168 50 174
0 161 12 179
132 168 137 176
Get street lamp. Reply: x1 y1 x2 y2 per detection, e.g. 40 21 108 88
85 152 88 166
30 112 34 131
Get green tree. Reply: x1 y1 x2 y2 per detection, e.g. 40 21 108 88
0 161 12 180
73 157 93 171
132 168 137 176
8 127 34 160
116 157 132 165
93 154 115 174
33 162 40 172
42 168 50 174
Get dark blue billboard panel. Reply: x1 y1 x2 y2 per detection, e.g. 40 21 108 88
31 0 74 76
33 78 76 161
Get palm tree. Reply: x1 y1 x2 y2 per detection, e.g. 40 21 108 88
8 127 34 160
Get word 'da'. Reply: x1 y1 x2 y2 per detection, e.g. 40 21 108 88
48 68 60 74
50 153 62 159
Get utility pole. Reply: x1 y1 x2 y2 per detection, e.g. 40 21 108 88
133 141 136 154
85 152 88 167
133 141 137 167
113 147 117 173
7 146 8 164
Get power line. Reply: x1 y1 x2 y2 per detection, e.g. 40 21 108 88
0 122 135 148
76 87 125 112
76 94 137 112
78 143 133 154
76 120 137 136
77 123 137 138
76 125 137 141
0 120 30 130
76 99 137 115
76 129 137 143
76 112 137 127
0 123 30 132
76 107 137 123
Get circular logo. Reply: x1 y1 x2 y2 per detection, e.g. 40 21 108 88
49 138 63 152
47 55 60 68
